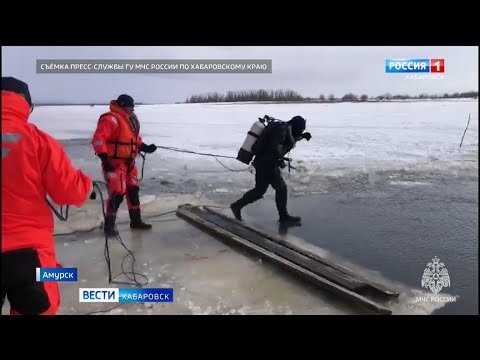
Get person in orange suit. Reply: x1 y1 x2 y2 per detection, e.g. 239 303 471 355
1 77 92 315
92 94 157 237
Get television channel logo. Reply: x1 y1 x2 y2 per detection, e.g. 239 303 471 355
36 267 78 282
385 59 445 73
79 288 174 303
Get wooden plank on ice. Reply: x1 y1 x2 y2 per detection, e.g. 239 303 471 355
203 206 399 299
176 204 392 315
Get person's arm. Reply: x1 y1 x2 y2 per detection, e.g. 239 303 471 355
92 115 118 170
92 115 117 155
139 135 157 154
270 124 294 160
36 128 92 207
299 132 312 141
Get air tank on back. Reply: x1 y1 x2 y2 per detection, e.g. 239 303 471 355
236 115 274 164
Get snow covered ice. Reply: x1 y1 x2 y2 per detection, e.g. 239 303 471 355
31 100 478 198
3 100 474 315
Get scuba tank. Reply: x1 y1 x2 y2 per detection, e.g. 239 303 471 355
236 115 275 164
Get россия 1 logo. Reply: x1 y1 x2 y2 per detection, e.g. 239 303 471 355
386 59 445 79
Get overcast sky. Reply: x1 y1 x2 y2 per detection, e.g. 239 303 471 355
2 46 478 104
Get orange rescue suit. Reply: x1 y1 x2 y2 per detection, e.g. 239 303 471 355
1 91 92 252
91 100 143 162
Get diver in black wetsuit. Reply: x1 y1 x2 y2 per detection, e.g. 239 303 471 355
230 116 312 223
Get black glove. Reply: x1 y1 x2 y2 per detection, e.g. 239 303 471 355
302 132 312 141
140 143 157 154
98 153 115 172
278 159 286 169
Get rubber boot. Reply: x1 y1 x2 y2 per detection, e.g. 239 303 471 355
279 213 302 223
230 186 265 221
230 195 253 221
129 209 152 230
104 216 119 237
230 202 243 221
276 187 301 223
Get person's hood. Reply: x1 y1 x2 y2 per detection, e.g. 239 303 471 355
287 116 306 137
1 91 30 125
109 100 132 116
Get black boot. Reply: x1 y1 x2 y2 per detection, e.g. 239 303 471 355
276 187 301 223
129 209 152 230
230 195 253 221
104 216 119 237
279 213 302 223
230 186 266 221
230 202 243 221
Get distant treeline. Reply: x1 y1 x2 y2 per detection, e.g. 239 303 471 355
186 89 303 103
186 89 479 103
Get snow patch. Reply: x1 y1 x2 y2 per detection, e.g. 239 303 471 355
389 181 431 186
140 195 156 205
214 188 229 193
